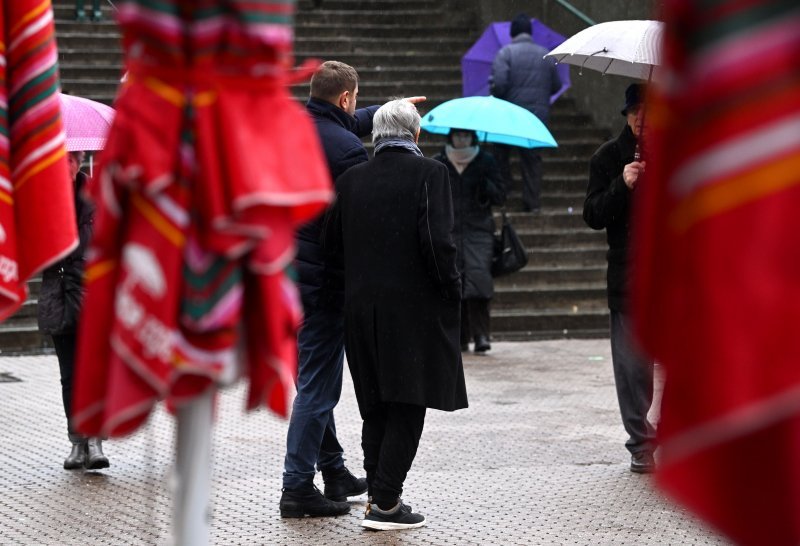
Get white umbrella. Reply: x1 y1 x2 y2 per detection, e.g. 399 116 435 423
545 20 663 81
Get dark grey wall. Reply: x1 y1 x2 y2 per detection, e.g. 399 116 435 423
462 0 661 132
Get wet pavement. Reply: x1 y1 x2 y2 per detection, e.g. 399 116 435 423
0 340 730 545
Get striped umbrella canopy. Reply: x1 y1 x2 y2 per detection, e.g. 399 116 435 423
0 0 77 321
545 20 663 81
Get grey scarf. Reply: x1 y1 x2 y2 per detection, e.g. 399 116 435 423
374 137 423 157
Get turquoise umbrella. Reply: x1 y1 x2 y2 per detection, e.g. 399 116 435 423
421 96 557 149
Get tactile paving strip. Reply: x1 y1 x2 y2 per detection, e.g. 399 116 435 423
0 343 729 545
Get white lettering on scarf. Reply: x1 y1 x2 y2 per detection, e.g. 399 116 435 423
0 256 18 283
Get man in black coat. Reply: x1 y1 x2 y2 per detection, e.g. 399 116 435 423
325 99 468 530
491 13 562 213
280 61 378 518
583 84 657 474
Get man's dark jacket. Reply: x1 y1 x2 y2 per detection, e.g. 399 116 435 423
295 98 379 310
583 124 637 311
490 34 561 123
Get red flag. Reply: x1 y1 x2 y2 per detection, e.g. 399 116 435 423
631 1 800 544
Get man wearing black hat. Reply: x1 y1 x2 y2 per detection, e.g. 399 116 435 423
583 83 658 474
490 13 562 213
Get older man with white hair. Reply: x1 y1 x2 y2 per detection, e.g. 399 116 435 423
324 99 468 530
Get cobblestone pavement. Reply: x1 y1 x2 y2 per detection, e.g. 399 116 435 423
0 340 730 545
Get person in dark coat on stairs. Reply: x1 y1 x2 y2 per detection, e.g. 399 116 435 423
490 13 562 213
434 129 505 353
583 84 658 474
37 151 109 471
325 99 468 530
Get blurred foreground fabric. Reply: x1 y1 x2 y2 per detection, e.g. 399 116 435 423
631 1 800 544
73 0 332 437
0 0 77 321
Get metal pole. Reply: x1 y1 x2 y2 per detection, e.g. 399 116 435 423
173 389 214 546
553 0 597 27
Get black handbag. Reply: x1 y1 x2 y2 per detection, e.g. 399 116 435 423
492 210 528 277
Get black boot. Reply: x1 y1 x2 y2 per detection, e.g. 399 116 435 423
85 438 109 470
279 484 350 518
322 466 368 501
474 335 491 353
64 435 87 470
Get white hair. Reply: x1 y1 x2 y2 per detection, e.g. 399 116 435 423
372 99 420 143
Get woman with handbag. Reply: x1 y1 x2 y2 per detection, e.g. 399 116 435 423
434 129 505 353
37 151 109 470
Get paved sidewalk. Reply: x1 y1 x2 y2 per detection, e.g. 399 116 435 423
0 340 729 545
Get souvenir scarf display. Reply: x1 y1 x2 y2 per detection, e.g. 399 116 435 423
72 0 332 437
0 0 77 321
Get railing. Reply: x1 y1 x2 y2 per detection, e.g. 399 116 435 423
553 0 596 27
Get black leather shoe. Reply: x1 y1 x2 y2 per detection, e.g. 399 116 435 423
280 485 350 518
322 466 368 501
474 335 491 353
630 451 656 474
64 440 86 470
85 438 109 470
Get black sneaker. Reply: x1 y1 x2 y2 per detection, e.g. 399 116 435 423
362 501 426 531
279 485 350 518
322 466 368 502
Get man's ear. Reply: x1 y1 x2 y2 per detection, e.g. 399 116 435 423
338 90 349 111
415 128 421 144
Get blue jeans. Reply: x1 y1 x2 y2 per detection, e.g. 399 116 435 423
282 304 346 489
609 310 657 455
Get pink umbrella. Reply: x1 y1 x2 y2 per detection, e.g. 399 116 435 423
58 93 115 151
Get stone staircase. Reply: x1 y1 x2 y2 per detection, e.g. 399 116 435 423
0 0 611 354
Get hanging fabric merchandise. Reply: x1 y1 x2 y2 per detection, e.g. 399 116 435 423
72 0 332 438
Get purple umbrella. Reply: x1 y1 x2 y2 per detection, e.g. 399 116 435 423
462 19 571 103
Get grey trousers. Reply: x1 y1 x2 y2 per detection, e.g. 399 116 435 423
609 310 657 455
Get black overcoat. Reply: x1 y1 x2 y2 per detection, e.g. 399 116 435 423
325 147 468 415
37 171 94 335
583 124 637 311
434 149 505 299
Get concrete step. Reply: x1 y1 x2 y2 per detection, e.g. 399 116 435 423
296 37 473 54
491 307 609 335
297 0 443 10
496 210 587 230
515 228 605 247
0 320 51 356
295 11 473 27
499 265 607 286
493 284 606 310
296 24 473 39
63 79 464 99
493 328 609 341
8 300 38 321
60 63 466 83
526 246 607 266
